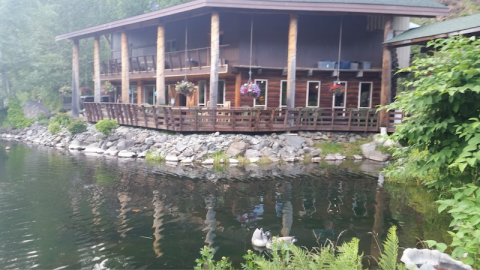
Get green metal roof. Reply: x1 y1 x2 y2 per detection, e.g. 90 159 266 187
386 13 480 44
246 0 447 8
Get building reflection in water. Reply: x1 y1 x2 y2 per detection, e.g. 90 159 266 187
275 182 293 237
152 190 165 258
203 193 217 249
116 190 132 238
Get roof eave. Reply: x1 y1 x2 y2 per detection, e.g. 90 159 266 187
56 0 449 41
385 25 480 47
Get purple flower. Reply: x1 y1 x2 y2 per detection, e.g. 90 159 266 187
239 83 261 99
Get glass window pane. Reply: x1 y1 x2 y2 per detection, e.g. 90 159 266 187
199 81 206 105
333 82 346 108
218 81 225 105
281 81 287 107
255 80 267 106
359 83 371 108
165 84 169 105
308 82 320 107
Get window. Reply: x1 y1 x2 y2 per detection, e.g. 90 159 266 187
358 82 372 108
254 80 268 108
166 40 177 53
198 81 207 106
145 85 156 105
307 81 321 107
130 85 138 104
280 80 287 107
332 81 347 108
217 80 225 106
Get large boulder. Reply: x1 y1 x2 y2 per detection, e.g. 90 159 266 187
226 141 249 157
361 142 390 162
284 135 305 148
22 100 51 119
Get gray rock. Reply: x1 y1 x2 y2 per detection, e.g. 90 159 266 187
181 157 194 164
117 139 135 151
155 135 168 143
107 135 119 142
183 149 194 157
26 130 33 137
324 154 336 161
260 147 273 157
22 100 51 119
118 150 137 158
244 149 260 159
353 155 363 160
361 142 390 162
284 135 306 148
310 149 322 157
226 141 249 157
138 151 148 158
135 133 149 144
68 140 85 150
104 147 119 156
312 157 322 163
144 137 154 145
175 143 188 152
249 157 260 163
349 137 357 143
202 158 215 165
165 154 179 162
229 158 239 164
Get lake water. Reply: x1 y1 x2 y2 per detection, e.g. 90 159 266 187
0 141 450 269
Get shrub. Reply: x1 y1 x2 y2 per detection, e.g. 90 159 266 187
3 98 34 129
48 122 62 134
50 113 71 126
95 119 119 136
0 108 7 127
67 120 87 135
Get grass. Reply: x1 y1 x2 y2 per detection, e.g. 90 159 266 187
257 156 273 165
303 153 312 163
314 138 373 157
210 150 229 165
236 156 251 167
145 150 165 163
376 145 392 155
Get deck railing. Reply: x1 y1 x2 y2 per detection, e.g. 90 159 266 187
83 103 390 133
99 45 229 75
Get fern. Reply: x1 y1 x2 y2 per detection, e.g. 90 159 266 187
289 246 310 270
379 226 400 270
332 238 363 270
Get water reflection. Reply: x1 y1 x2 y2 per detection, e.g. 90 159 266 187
0 141 451 269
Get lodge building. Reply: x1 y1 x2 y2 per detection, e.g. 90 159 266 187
56 0 449 133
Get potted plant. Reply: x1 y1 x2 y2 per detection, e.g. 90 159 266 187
329 82 345 97
58 85 72 96
101 81 116 95
175 80 196 96
239 82 261 99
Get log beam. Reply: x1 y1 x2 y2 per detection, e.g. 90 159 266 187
209 11 220 108
121 30 130 104
286 13 298 110
235 72 242 108
137 80 143 105
156 24 166 105
93 36 101 103
72 39 80 117
379 17 393 128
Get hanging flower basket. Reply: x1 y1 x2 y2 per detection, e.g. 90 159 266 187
329 82 345 97
175 80 196 96
239 82 261 99
101 81 116 93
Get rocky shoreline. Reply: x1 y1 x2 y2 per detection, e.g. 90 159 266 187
0 123 393 165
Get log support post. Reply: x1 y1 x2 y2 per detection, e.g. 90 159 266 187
137 80 143 105
235 72 242 108
121 30 130 104
287 13 298 127
72 39 80 117
379 17 393 128
209 11 220 108
93 36 101 103
156 24 166 105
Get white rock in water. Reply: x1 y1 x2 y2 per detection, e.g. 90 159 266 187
165 154 179 162
5 146 10 150
249 157 260 163
118 150 137 158
229 158 239 164
202 158 214 165
312 157 322 163
181 157 193 164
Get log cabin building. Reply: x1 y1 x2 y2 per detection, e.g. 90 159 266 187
56 0 449 133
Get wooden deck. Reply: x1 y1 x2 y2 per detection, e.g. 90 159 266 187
84 103 403 133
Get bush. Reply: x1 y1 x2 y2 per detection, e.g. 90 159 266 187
48 122 62 134
50 113 71 126
2 98 34 129
0 108 7 127
95 119 119 136
67 120 87 135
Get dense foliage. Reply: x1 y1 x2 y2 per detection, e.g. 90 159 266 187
195 226 404 270
384 36 480 268
95 119 118 136
2 98 33 129
48 122 61 135
385 36 480 188
0 0 191 109
67 120 87 135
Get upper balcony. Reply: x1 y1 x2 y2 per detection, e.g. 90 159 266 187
98 44 232 80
